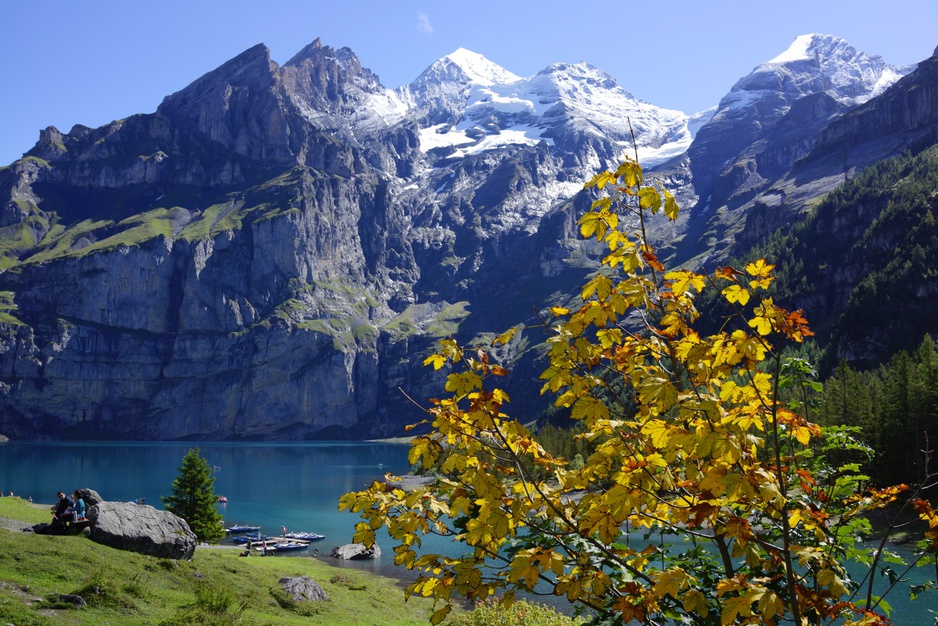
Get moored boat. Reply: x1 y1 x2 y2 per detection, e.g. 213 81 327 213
284 531 325 541
227 524 261 533
231 534 269 544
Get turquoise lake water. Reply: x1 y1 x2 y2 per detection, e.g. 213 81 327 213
0 440 422 577
1 440 935 623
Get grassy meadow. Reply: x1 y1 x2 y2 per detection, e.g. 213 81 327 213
0 496 449 625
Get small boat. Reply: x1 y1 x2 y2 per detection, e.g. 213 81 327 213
227 525 261 534
285 531 325 541
273 541 308 552
217 496 228 503
230 534 269 544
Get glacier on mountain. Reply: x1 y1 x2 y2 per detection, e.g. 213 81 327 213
402 49 693 168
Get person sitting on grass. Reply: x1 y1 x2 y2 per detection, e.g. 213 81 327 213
69 490 87 523
50 491 74 533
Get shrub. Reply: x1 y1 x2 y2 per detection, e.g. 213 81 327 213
453 600 581 626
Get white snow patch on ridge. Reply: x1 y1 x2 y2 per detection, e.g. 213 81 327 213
356 89 410 128
767 34 816 64
419 124 549 159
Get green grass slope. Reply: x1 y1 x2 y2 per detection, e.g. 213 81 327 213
0 497 445 626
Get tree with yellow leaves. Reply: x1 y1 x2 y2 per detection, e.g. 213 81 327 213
340 158 938 625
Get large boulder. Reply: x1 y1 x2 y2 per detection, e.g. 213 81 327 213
330 542 381 560
279 576 328 602
75 488 103 507
88 502 196 560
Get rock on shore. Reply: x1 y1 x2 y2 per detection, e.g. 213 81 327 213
331 542 381 560
88 501 196 560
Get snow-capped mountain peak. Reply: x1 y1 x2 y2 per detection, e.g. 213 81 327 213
748 33 908 106
687 32 918 255
409 49 519 91
535 61 630 97
442 48 521 86
406 51 691 168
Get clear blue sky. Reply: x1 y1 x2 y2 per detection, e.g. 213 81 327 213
1 0 936 165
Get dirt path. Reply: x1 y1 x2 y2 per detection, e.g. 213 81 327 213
0 516 32 532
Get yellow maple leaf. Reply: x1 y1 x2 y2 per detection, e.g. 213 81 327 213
757 589 785 622
745 259 775 278
682 589 709 617
492 327 518 345
663 188 680 221
721 595 752 623
430 605 451 625
653 568 691 599
639 186 662 212
665 270 706 296
615 159 643 188
817 568 847 597
716 578 746 598
423 353 447 370
638 374 678 412
445 371 482 395
582 274 614 301
722 284 751 305
580 507 621 544
790 423 814 446
578 211 609 240
571 396 610 424
748 314 773 336
644 419 671 448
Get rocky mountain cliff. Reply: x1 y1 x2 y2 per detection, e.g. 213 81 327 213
0 38 687 439
0 36 932 440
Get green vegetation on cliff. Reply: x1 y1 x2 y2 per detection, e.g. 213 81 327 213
1 167 314 272
0 291 23 326
689 148 938 490
747 146 938 369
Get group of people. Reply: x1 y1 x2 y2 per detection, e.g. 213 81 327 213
50 490 87 532
238 527 288 557
240 538 269 557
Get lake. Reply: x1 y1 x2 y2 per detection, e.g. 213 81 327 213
0 440 420 577
1 440 934 623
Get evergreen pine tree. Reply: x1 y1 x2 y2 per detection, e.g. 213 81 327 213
877 351 917 486
161 448 225 543
913 335 938 482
